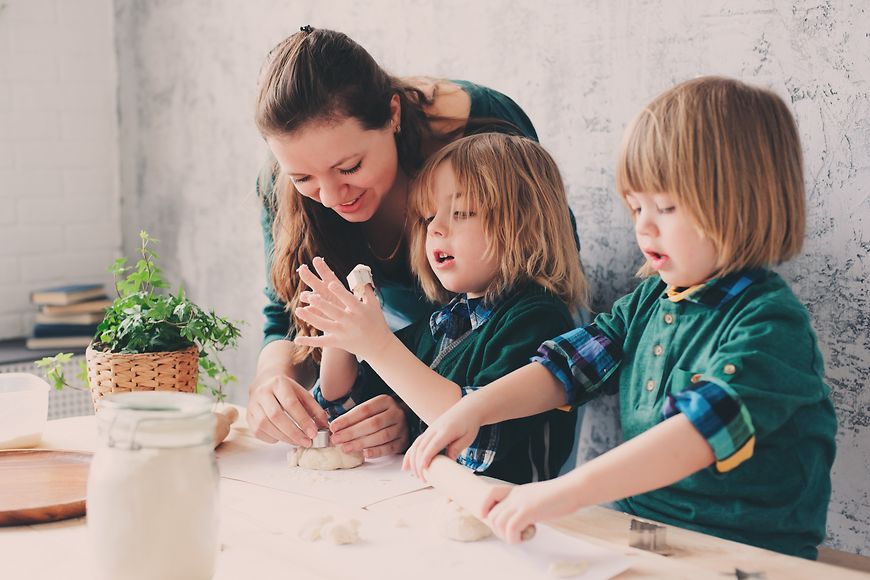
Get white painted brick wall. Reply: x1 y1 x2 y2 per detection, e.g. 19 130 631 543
0 0 120 339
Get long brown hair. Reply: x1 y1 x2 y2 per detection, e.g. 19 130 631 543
409 134 588 312
255 28 521 364
617 76 806 278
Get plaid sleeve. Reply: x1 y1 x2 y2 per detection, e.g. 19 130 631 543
662 379 756 473
312 376 360 421
531 324 621 407
454 385 500 473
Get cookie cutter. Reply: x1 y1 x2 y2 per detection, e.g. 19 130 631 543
628 518 669 553
310 428 331 449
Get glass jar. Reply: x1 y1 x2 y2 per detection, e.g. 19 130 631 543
87 391 218 580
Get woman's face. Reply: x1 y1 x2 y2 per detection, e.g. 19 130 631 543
267 105 401 223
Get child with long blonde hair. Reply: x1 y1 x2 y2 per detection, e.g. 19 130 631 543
294 133 587 483
405 77 837 559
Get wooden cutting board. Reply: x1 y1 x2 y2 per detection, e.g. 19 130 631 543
0 449 92 526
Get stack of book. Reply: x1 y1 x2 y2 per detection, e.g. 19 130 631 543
26 284 111 350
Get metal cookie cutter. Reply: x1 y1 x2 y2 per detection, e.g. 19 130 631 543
628 518 669 554
310 428 331 449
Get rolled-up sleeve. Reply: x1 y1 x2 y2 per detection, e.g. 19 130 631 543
662 379 755 473
532 324 621 407
312 376 361 420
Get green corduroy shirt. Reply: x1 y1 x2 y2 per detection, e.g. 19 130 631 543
581 270 836 559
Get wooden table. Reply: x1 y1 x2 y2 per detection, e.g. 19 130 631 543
1 413 865 579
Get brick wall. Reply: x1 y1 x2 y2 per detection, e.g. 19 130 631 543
0 0 121 339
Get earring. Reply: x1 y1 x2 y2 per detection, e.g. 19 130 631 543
395 124 401 135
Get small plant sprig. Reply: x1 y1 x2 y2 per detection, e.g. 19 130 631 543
34 353 88 391
37 231 242 401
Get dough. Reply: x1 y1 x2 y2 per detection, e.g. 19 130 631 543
322 518 360 545
287 445 364 470
437 498 492 542
548 560 589 578
297 515 361 545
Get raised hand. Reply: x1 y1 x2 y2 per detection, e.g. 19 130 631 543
294 257 392 361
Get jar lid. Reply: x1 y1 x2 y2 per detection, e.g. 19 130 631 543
97 392 215 450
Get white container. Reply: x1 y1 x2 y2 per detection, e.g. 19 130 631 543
0 373 49 449
87 391 218 580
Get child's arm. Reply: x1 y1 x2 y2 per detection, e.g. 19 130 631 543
318 347 358 403
483 414 714 543
403 361 566 477
293 258 464 425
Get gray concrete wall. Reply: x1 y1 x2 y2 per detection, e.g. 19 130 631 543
114 1 869 554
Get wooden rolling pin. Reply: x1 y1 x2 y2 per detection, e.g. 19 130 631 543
423 455 536 541
213 406 239 448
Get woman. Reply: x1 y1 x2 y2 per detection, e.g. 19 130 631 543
248 26 578 457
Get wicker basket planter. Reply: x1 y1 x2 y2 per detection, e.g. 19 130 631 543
86 344 200 408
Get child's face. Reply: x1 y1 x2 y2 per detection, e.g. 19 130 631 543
424 162 500 298
626 192 719 287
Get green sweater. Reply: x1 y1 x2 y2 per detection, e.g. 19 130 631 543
356 285 578 484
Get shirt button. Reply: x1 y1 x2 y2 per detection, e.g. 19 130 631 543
663 313 675 324
723 364 737 375
691 373 702 383
653 345 664 356
645 379 655 391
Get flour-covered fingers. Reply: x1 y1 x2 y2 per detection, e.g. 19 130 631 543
294 305 339 333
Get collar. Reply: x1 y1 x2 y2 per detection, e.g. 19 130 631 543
663 268 767 308
430 294 496 341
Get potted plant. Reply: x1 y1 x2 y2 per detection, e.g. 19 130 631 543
36 231 241 406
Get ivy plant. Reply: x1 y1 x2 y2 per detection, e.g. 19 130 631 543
36 231 241 401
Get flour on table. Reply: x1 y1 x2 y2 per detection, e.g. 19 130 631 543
437 497 492 542
287 445 364 470
548 560 589 577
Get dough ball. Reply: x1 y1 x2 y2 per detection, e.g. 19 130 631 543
548 560 589 577
322 518 361 545
437 498 492 542
287 445 364 470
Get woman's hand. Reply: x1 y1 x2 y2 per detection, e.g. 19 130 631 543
329 394 410 458
246 369 329 446
402 397 485 480
293 257 393 361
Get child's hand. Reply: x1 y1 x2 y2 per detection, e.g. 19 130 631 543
482 477 580 544
402 398 485 480
293 257 392 361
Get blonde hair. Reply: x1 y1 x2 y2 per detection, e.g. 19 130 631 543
409 133 588 312
616 76 806 278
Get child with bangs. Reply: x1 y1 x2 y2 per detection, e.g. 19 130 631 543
405 77 837 559
292 133 588 484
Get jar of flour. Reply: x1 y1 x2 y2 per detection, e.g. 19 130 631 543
87 392 218 580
